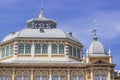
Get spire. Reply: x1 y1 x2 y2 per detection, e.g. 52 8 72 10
39 0 46 19
92 19 98 40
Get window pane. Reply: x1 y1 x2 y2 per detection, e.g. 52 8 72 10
24 75 29 80
77 48 80 58
94 75 100 80
52 76 58 80
25 44 31 54
72 76 77 80
78 75 83 80
52 44 57 54
16 76 22 80
101 75 107 80
42 76 47 80
18 43 24 54
42 44 48 54
59 44 64 54
35 44 41 54
73 47 76 57
10 45 14 55
6 46 9 56
2 48 5 57
5 75 10 80
69 46 72 56
35 76 40 80
0 75 4 80
60 76 65 80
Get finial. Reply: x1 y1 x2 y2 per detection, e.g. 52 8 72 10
108 48 112 56
39 0 46 19
92 19 98 40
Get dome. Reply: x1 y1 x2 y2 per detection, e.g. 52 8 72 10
1 10 80 43
86 28 107 56
86 37 107 56
1 28 80 43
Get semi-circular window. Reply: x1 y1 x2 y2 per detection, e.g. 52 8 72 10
59 44 64 54
35 44 41 54
42 44 48 54
10 45 14 55
25 44 31 54
18 43 24 54
69 46 72 56
52 44 57 54
6 46 9 56
2 48 5 57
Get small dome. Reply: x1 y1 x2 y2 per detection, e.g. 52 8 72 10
86 38 107 56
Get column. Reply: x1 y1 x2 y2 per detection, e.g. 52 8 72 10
48 42 51 61
49 69 52 80
91 69 93 80
67 69 70 80
31 42 35 58
108 69 111 80
31 69 34 80
12 69 15 80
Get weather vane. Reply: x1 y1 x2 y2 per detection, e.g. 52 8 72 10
92 19 98 37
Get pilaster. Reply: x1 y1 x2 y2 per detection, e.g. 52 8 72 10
12 69 15 80
67 69 70 80
48 42 51 61
31 69 33 80
108 68 111 80
31 42 35 58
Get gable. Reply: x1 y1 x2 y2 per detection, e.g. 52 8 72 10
92 59 109 64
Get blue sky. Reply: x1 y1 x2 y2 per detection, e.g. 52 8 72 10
0 0 120 69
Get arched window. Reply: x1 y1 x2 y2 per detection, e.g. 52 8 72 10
42 44 48 54
52 71 59 80
59 44 64 54
41 71 48 80
101 70 107 80
60 71 66 80
77 48 80 58
52 44 57 54
2 48 5 57
10 45 14 55
71 71 77 80
18 43 24 54
35 44 41 54
94 71 100 80
25 44 31 54
78 71 83 80
5 71 11 80
23 71 30 80
69 46 72 56
16 71 22 80
73 47 76 57
34 71 41 80
0 71 4 80
6 46 9 56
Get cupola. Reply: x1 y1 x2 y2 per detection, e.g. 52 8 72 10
27 9 57 29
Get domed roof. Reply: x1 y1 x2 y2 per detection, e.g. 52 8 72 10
87 39 107 56
1 10 80 43
86 28 107 56
1 28 80 43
